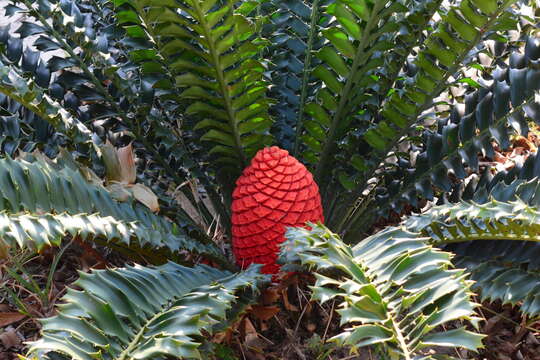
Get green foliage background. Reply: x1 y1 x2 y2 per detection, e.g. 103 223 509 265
0 0 538 358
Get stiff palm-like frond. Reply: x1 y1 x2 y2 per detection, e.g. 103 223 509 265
0 0 222 237
0 61 95 151
116 0 274 186
261 0 327 152
0 156 228 266
304 0 441 187
327 0 519 235
370 35 539 227
406 200 540 317
282 223 482 359
27 263 267 359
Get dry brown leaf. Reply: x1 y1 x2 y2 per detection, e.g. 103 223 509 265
106 182 132 202
513 135 537 152
101 140 123 183
244 350 266 360
131 184 160 212
0 242 9 259
526 333 540 345
278 272 300 287
261 287 280 305
212 329 233 344
498 341 516 354
511 147 526 156
245 333 267 352
117 143 137 184
281 289 298 312
0 330 21 348
251 305 280 321
494 151 507 164
484 314 502 333
0 313 25 328
238 317 268 351
243 317 258 336
74 237 108 269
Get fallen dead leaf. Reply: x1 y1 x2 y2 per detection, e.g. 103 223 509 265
212 328 233 344
281 289 298 312
107 182 132 202
243 317 258 337
251 305 280 321
484 314 502 334
101 140 123 183
511 146 526 156
0 330 21 348
244 350 266 360
499 341 516 354
494 151 508 163
117 143 137 184
513 135 537 152
0 313 25 328
131 184 160 212
261 287 280 305
245 332 267 351
240 318 267 352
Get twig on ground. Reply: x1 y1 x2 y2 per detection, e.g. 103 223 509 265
323 300 335 341
481 305 540 333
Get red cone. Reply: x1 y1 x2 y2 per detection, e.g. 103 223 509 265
232 146 324 274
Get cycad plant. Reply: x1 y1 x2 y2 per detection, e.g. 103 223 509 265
0 0 539 358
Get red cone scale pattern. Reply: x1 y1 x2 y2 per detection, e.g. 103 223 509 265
232 146 324 274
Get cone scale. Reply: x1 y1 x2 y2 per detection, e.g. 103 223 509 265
232 146 324 274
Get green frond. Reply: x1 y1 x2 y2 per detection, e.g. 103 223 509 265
0 212 171 259
106 0 234 226
0 0 221 237
301 0 445 194
401 33 539 209
0 61 95 150
307 0 413 182
0 156 227 265
472 176 540 208
282 223 482 359
335 0 519 235
27 262 268 360
406 199 540 317
457 257 540 318
405 199 540 244
260 0 326 153
117 0 274 177
360 0 516 162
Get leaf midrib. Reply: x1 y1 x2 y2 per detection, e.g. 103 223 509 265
21 0 208 225
358 87 536 239
340 0 518 237
115 279 219 360
190 0 248 168
314 0 388 188
293 0 323 156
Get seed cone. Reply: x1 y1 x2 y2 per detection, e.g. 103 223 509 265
232 146 324 274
